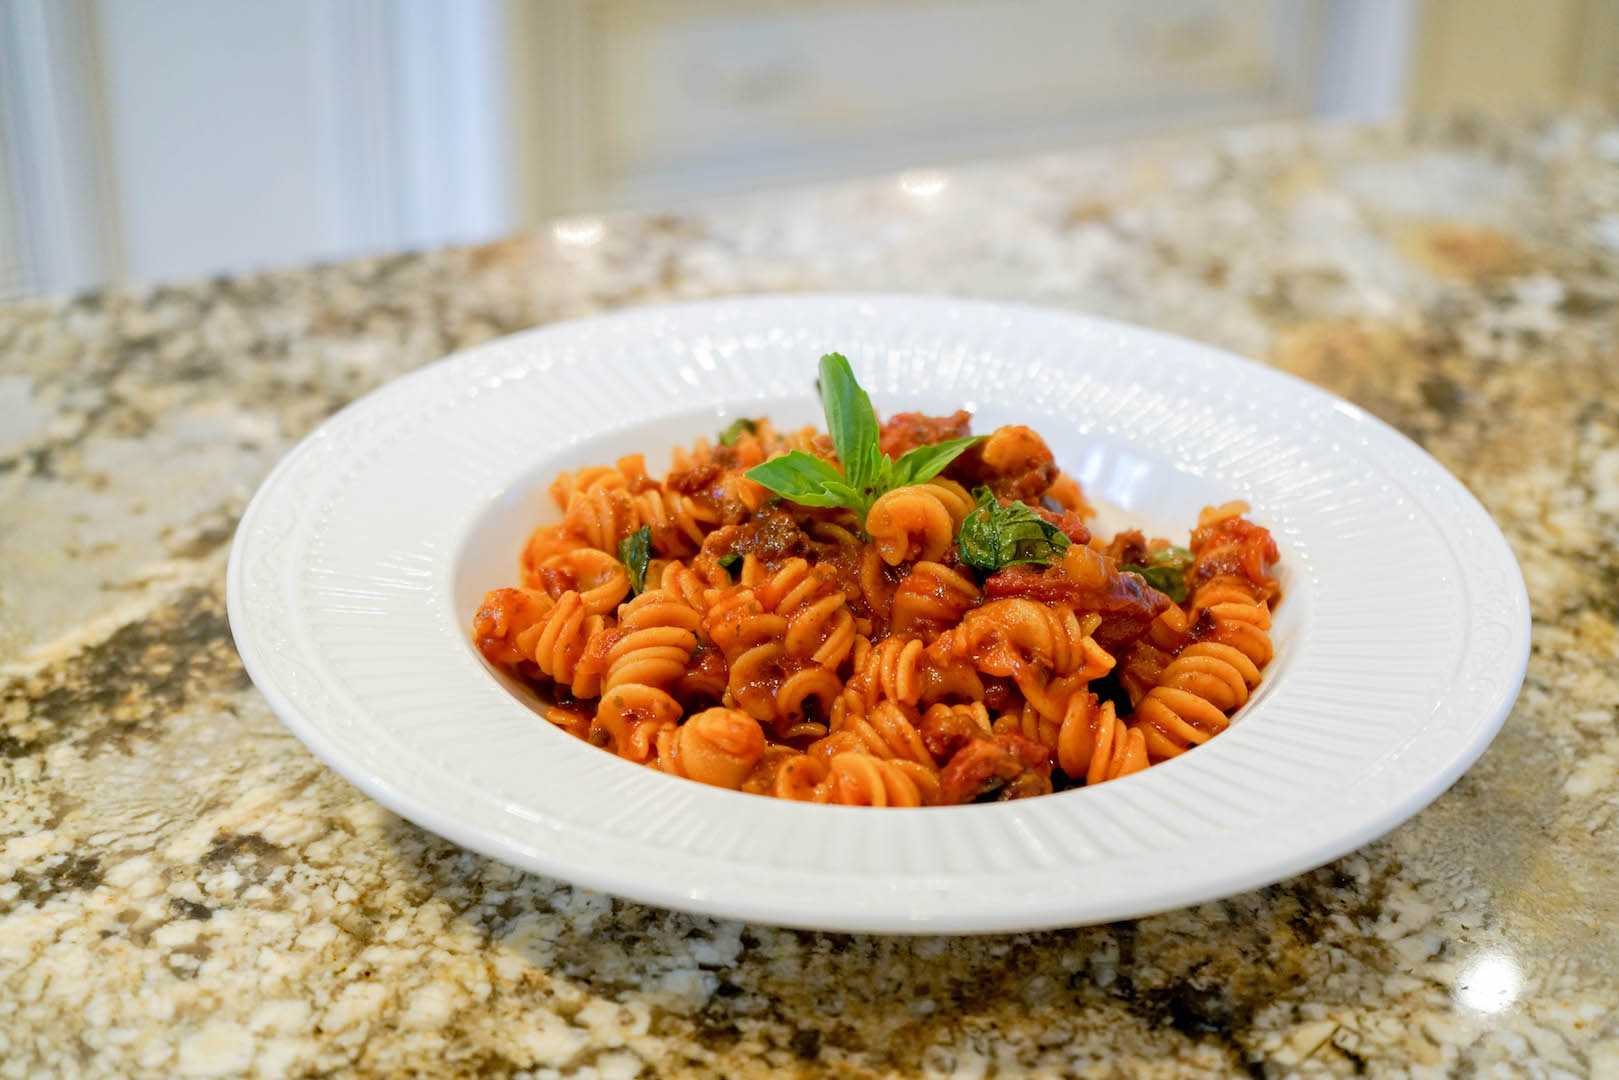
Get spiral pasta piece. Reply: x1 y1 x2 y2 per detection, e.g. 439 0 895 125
1188 578 1274 668
838 635 925 715
865 479 975 565
653 707 767 789
710 561 855 732
561 486 639 551
549 462 632 510
706 589 786 661
1129 611 1267 760
720 637 840 733
540 547 630 615
473 588 607 699
648 559 719 620
742 745 827 800
756 559 857 670
520 524 587 586
1064 698 1148 785
977 425 1056 496
995 694 1148 785
933 599 1111 680
830 700 937 768
814 752 939 807
634 488 719 557
593 587 701 761
773 660 844 733
472 587 553 668
1188 501 1281 600
890 561 980 640
1127 505 1277 761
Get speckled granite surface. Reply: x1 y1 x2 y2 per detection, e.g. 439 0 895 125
4 113 1618 1078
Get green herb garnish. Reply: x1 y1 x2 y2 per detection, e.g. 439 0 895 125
743 353 982 521
1121 545 1193 603
717 553 743 575
718 418 757 446
618 526 653 595
957 487 1071 572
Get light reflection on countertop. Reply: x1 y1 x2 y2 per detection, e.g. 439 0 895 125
898 169 950 200
551 215 605 248
1454 949 1524 1015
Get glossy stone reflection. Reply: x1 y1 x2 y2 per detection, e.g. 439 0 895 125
898 169 949 199
551 215 605 248
1454 949 1524 1014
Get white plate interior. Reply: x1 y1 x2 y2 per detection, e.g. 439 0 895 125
229 294 1527 932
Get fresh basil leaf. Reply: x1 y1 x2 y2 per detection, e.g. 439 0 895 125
1121 545 1193 604
743 450 852 508
746 355 990 527
888 434 984 487
817 353 882 497
618 526 653 595
818 480 866 506
717 553 743 574
957 488 1071 572
718 418 757 446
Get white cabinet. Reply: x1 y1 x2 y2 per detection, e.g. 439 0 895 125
5 0 1396 293
518 0 1326 211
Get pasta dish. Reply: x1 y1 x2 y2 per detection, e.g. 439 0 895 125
473 355 1280 806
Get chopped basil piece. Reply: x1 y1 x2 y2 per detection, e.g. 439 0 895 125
741 450 858 509
1121 545 1193 603
617 526 653 595
957 487 1071 571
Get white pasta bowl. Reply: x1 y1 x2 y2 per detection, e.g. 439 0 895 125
227 294 1529 933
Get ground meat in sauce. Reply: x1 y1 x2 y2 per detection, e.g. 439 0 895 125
1100 529 1151 568
537 565 578 598
918 708 985 761
699 508 813 565
665 459 722 495
947 425 1060 504
939 733 1053 803
983 552 1171 651
987 462 1059 504
1032 505 1092 546
809 537 879 621
980 676 1018 712
575 627 628 680
878 409 973 458
1187 515 1280 593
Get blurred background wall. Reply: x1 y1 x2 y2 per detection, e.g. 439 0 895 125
1 0 1615 299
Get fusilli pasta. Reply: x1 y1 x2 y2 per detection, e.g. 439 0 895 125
473 364 1281 805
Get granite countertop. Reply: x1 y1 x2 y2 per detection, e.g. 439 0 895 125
3 113 1618 1078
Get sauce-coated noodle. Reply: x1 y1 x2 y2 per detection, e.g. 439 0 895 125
473 407 1280 804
